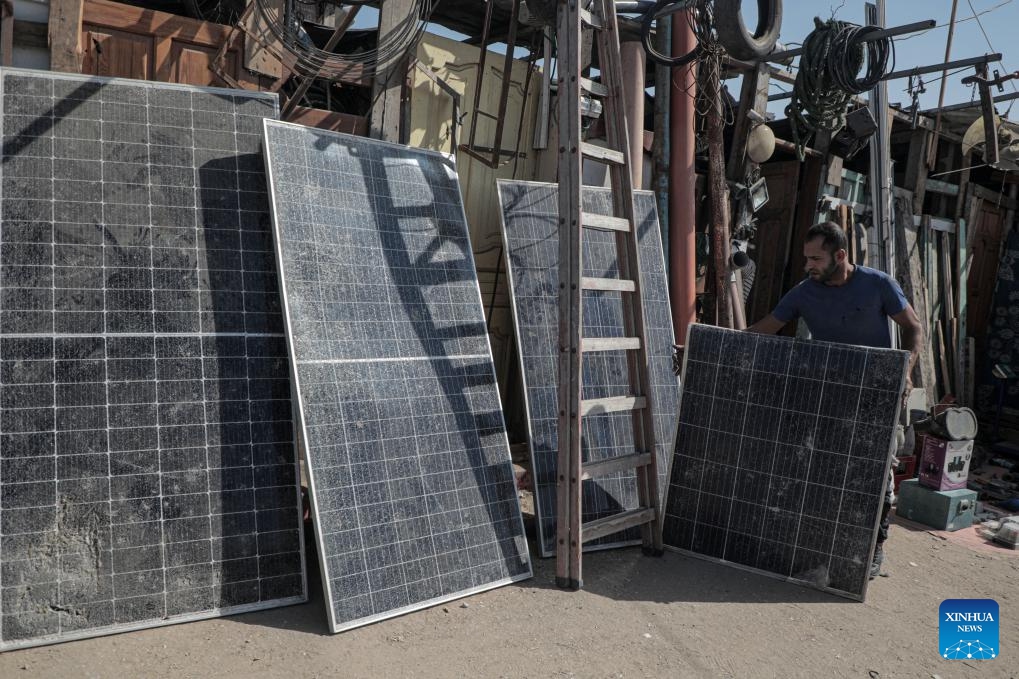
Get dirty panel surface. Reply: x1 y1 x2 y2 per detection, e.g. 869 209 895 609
663 324 908 600
262 121 530 633
496 180 678 557
0 69 305 651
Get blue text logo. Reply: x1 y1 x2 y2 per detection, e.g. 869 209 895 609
940 599 999 660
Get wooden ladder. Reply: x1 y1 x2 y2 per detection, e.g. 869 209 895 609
555 0 663 589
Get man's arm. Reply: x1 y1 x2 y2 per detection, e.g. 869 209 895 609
747 314 787 334
891 303 924 390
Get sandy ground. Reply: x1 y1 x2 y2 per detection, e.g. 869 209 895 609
1 511 1017 679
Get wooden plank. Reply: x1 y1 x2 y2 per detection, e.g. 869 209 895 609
555 0 583 589
726 61 770 180
582 213 631 232
904 128 930 215
49 0 85 73
581 276 636 292
581 452 653 480
746 160 800 324
925 178 960 196
287 106 369 136
892 190 938 408
581 508 656 543
243 0 283 78
580 141 626 165
81 24 154 80
580 395 646 416
581 337 641 352
966 199 1006 346
370 0 415 142
0 2 12 66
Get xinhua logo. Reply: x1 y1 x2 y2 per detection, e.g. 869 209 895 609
939 599 999 660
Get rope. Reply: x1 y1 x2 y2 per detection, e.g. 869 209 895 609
785 17 895 159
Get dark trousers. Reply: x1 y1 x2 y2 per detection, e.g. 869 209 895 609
877 492 892 545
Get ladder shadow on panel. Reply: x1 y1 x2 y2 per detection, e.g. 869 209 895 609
296 138 529 577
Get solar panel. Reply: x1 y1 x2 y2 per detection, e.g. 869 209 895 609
663 324 909 600
262 120 531 633
0 69 306 651
496 180 679 557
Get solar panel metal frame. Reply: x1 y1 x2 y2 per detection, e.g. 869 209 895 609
495 179 679 557
0 68 307 651
662 323 909 601
262 120 532 633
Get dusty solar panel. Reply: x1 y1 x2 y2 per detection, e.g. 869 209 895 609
496 180 679 557
0 69 305 650
663 324 908 600
262 120 531 633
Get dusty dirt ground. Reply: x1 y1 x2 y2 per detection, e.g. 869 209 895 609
1 510 1017 679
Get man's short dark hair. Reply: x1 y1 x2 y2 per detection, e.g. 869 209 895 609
806 221 848 254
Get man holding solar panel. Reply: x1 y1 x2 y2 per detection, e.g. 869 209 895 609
747 220 924 579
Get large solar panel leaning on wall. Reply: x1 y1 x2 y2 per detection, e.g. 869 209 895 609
663 324 909 600
0 69 306 651
496 180 679 557
262 120 531 633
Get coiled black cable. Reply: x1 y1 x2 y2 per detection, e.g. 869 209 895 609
785 17 895 158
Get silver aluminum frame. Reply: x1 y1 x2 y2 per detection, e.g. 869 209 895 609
262 119 531 634
0 67 308 652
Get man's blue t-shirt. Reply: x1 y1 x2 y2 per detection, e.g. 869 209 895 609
772 265 908 348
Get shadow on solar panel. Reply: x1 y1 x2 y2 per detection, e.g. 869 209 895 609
663 324 909 601
262 121 531 633
495 180 679 557
0 68 306 651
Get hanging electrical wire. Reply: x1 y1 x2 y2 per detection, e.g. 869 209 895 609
252 0 435 81
785 17 895 158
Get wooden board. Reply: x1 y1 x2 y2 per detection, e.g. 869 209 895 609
966 199 1007 346
892 191 938 408
746 160 800 324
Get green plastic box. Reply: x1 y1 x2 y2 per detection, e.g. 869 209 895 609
896 478 977 531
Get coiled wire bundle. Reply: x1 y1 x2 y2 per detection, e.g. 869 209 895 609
786 17 894 157
252 0 435 81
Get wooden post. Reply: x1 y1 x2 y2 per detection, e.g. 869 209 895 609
370 0 416 143
893 188 938 407
48 0 85 73
705 61 733 328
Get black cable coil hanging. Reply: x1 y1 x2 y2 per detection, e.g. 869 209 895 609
786 17 895 158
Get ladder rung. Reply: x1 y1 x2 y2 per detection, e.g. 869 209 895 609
582 508 656 544
580 77 608 97
580 142 626 166
582 452 653 480
582 213 631 232
579 8 603 29
582 337 640 352
582 277 636 292
580 395 646 416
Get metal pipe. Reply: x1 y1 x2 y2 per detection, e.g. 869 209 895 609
883 53 1003 82
670 8 697 342
767 53 1004 102
621 40 647 188
765 19 936 62
652 14 670 278
926 0 960 169
927 90 1019 114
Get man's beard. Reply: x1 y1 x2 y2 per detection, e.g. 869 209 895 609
809 258 838 283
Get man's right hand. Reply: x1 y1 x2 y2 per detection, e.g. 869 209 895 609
672 344 684 376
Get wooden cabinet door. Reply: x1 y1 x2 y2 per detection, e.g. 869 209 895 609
80 25 154 80
169 41 236 88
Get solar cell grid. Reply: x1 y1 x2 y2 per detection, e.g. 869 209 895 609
496 180 679 557
0 69 305 651
663 324 908 599
262 120 530 633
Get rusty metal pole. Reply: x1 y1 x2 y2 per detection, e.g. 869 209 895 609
670 10 697 341
621 39 647 188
